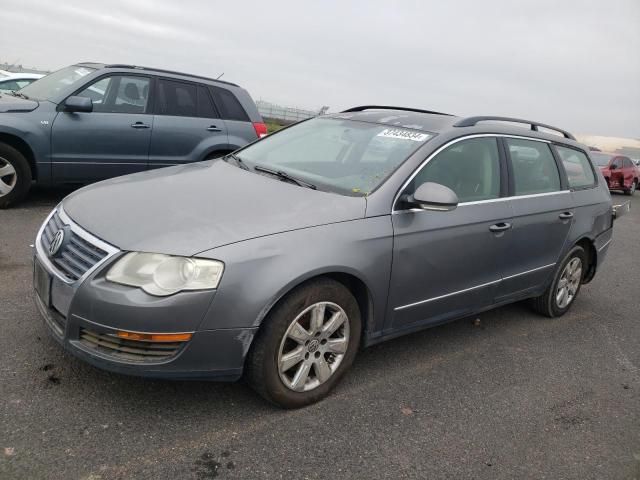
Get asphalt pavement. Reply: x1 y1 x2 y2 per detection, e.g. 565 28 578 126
1 187 639 480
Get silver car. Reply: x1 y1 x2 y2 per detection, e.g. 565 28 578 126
33 106 616 407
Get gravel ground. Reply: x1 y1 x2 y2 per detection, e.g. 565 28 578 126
1 187 639 480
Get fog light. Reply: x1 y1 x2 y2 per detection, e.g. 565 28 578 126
116 331 193 342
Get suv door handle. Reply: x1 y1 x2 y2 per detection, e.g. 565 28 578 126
131 122 150 129
206 125 222 132
559 212 574 220
489 222 512 233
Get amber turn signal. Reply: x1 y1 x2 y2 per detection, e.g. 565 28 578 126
116 331 193 343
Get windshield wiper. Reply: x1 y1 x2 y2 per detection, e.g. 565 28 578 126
224 153 249 170
9 91 30 100
253 165 317 190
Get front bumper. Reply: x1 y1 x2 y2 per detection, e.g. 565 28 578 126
33 207 254 381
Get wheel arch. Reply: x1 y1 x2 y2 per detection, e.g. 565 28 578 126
574 236 597 284
0 133 37 180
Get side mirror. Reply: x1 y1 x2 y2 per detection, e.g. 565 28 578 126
404 182 459 211
64 96 93 113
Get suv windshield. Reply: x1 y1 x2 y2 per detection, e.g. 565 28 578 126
236 117 433 195
590 152 613 166
20 65 96 101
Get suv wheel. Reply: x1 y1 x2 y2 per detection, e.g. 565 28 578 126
529 246 587 318
625 180 637 196
246 278 361 408
0 143 32 208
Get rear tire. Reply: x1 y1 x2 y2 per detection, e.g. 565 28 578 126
529 246 587 318
0 143 31 209
624 180 637 196
245 278 361 408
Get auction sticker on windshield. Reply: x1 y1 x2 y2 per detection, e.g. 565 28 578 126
376 128 431 142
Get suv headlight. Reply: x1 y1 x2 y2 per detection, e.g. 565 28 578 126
106 252 224 296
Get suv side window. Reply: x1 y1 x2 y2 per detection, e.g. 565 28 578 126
555 145 595 189
76 75 151 114
210 86 249 121
197 85 219 118
410 137 501 203
157 79 198 117
506 138 560 195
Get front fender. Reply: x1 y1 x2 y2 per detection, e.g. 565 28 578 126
196 216 393 337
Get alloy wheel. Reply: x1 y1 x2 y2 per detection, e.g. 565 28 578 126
277 301 350 392
0 157 17 197
556 257 582 309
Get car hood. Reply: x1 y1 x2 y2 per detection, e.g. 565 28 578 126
63 160 367 256
0 93 38 112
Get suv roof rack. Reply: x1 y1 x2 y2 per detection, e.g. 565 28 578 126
103 64 239 87
454 116 575 140
342 105 453 116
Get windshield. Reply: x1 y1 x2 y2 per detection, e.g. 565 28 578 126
236 117 433 195
20 65 95 101
590 152 613 166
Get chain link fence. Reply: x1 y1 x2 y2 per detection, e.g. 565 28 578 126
257 100 329 124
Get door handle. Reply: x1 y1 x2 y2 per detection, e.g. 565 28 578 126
489 222 512 233
206 125 222 132
558 212 574 220
131 122 150 129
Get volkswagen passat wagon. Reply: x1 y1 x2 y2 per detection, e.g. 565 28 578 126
34 106 616 408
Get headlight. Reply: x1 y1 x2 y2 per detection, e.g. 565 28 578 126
106 252 224 296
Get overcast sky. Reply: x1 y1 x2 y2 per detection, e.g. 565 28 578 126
1 0 638 138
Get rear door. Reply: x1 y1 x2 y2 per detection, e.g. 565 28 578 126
388 136 512 330
51 74 153 182
148 78 228 169
210 85 258 147
496 137 572 300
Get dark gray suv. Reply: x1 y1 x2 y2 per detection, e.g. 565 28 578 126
33 106 621 408
0 63 265 207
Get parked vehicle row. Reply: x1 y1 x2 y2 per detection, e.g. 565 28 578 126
0 63 266 207
0 72 44 93
32 105 619 407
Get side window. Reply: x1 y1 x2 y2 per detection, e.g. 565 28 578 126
410 137 501 203
210 86 249 121
196 85 219 118
157 79 197 117
506 139 560 195
76 75 150 114
555 145 595 189
623 158 633 168
0 80 20 91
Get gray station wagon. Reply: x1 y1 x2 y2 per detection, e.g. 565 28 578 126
0 63 264 208
33 106 620 408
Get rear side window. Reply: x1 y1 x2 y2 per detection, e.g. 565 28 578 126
210 86 249 121
197 86 219 118
506 139 560 195
412 137 501 203
555 146 596 188
157 79 197 117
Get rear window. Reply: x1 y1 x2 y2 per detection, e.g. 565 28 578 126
210 86 249 121
555 146 596 188
506 138 561 195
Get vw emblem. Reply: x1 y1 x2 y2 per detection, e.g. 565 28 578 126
49 229 65 257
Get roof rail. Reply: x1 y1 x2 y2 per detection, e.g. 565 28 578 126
453 116 575 140
342 105 453 116
103 64 239 87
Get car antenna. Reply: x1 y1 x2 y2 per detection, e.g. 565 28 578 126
216 72 224 80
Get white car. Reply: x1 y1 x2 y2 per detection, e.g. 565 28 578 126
0 73 44 92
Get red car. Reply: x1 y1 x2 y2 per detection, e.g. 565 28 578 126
591 152 639 196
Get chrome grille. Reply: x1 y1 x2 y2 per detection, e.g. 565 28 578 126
79 329 183 363
40 211 108 282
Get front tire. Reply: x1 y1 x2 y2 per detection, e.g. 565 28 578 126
0 143 32 209
245 278 361 408
529 246 587 318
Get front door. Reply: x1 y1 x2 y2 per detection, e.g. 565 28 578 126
388 136 512 331
51 74 153 182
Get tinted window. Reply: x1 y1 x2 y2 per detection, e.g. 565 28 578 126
506 139 560 195
197 85 219 118
555 146 596 188
412 137 501 203
157 79 197 117
76 75 150 114
210 86 249 121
